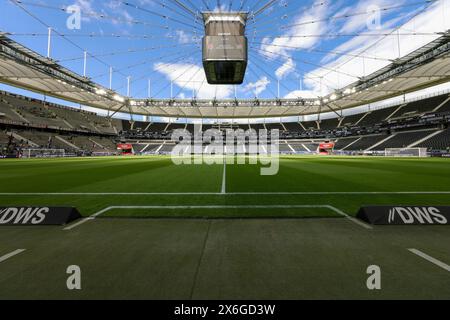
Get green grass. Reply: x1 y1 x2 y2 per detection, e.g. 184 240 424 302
1 155 450 217
99 207 339 219
1 219 449 299
1 155 450 299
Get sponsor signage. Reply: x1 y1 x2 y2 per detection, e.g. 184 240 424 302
117 144 132 150
319 143 335 150
357 206 450 225
318 142 335 155
0 207 82 226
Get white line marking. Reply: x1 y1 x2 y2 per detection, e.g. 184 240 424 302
226 191 450 195
0 249 26 263
63 217 94 231
408 249 450 272
325 205 373 229
2 191 450 196
63 207 111 231
64 205 368 230
221 159 226 194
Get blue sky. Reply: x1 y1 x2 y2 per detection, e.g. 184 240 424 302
0 0 449 110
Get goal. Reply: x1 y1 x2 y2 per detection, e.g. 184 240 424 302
23 149 66 158
385 148 428 157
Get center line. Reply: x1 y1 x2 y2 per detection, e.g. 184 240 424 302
221 157 226 194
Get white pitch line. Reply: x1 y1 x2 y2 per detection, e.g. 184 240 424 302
2 191 450 196
63 217 95 231
63 207 111 231
0 249 26 263
64 205 368 230
408 249 450 272
0 192 221 196
325 205 373 229
222 191 450 196
98 205 336 210
221 159 227 194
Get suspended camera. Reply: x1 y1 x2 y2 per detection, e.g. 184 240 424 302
202 12 248 85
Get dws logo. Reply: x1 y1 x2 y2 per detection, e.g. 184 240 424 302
388 207 448 224
0 207 49 225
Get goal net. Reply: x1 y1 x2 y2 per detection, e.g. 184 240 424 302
385 148 428 157
23 149 66 158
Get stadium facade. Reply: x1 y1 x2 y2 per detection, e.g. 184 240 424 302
0 30 450 158
1 87 449 158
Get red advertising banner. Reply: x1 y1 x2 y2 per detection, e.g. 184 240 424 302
318 142 335 155
117 144 133 150
319 143 335 150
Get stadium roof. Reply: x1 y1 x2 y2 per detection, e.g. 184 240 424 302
0 32 449 119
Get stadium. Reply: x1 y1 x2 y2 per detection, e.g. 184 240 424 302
0 0 450 303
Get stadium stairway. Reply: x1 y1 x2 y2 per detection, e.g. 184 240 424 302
345 135 386 151
0 98 29 123
365 135 395 151
386 103 407 120
335 137 361 151
139 144 152 153
433 96 450 112
62 119 75 129
285 141 296 153
358 107 395 127
371 130 437 151
283 122 304 132
340 113 365 127
55 136 80 151
279 143 293 153
353 112 370 126
342 138 362 151
408 130 445 148
7 131 39 148
288 143 308 153
319 118 340 130
89 138 107 151
399 95 449 116
417 128 450 150
15 131 63 150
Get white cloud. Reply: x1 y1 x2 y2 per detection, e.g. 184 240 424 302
74 0 96 22
275 58 296 79
256 1 332 94
72 0 136 25
260 1 330 57
284 90 320 99
174 30 194 44
244 76 270 97
153 62 234 99
302 0 449 96
338 0 406 34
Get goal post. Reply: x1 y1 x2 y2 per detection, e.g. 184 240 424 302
23 149 66 158
385 148 428 157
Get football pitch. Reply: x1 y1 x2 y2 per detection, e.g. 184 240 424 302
0 155 449 299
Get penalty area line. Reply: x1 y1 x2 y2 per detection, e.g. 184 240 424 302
0 249 26 264
2 191 450 196
325 205 372 230
63 205 369 230
63 207 112 231
408 249 450 272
